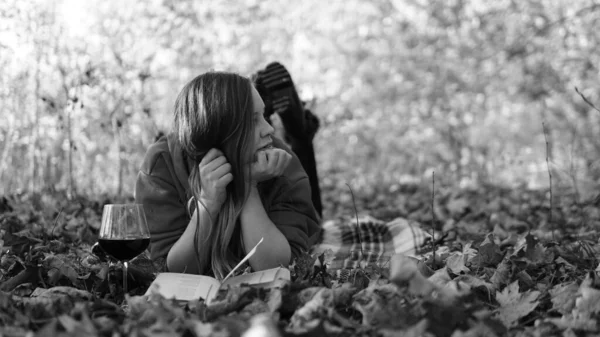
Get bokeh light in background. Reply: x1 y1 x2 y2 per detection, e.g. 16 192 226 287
58 0 91 36
1 0 599 201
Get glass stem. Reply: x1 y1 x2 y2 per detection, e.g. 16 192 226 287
123 261 128 294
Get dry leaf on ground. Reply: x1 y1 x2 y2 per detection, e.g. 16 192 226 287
494 281 540 328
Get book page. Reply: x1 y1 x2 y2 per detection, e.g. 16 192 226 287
146 273 221 302
222 267 290 287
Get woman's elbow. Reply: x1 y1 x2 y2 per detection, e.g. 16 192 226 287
271 243 292 268
165 249 179 272
166 248 197 274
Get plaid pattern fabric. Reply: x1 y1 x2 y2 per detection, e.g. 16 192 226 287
312 215 431 271
128 215 431 278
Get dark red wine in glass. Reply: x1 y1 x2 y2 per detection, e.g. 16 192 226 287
99 204 150 294
98 238 150 262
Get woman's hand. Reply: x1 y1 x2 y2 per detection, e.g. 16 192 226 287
198 149 233 214
250 148 292 186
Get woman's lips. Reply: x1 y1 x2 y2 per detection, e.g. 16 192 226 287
257 144 273 152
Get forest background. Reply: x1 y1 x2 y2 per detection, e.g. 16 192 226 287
2 0 600 210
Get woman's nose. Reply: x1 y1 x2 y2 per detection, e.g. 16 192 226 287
261 117 275 137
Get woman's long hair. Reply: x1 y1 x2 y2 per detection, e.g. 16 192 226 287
172 72 255 280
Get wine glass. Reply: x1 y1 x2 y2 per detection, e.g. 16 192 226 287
98 204 150 294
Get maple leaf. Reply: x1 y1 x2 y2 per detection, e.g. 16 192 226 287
352 283 421 329
490 257 512 290
470 234 504 268
43 253 80 285
546 281 600 332
446 243 477 275
511 233 551 266
494 281 540 328
549 282 578 315
575 286 600 316
453 274 495 298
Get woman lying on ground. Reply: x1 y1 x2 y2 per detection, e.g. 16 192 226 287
134 70 322 279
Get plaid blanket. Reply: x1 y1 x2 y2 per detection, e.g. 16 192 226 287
127 215 431 279
311 215 431 271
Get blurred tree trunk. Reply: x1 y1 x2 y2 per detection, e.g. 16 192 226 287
67 102 74 198
60 75 76 200
0 118 16 194
30 50 41 193
540 101 554 161
110 110 123 196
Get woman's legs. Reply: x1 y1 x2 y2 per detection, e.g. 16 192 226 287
253 62 323 217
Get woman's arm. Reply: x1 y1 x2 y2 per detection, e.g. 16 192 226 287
166 201 217 274
165 148 232 273
240 186 291 270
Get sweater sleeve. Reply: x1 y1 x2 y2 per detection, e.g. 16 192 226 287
265 173 322 263
135 152 189 263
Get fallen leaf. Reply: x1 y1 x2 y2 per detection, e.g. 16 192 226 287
490 257 511 290
511 233 549 266
242 313 282 337
471 234 504 268
575 286 600 316
549 282 578 315
449 321 499 337
43 253 79 284
35 286 93 301
57 313 97 335
494 281 540 328
390 255 436 297
545 315 597 332
288 284 356 331
379 319 428 337
239 298 270 319
446 252 470 274
453 275 495 299
352 283 421 329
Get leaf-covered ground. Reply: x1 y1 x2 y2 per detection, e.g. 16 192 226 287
1 184 600 337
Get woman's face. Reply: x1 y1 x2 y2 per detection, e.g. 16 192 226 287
250 85 275 157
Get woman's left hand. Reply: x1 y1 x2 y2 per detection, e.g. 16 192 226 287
250 148 292 185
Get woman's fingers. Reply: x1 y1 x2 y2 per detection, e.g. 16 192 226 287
267 149 290 175
266 150 281 171
256 151 268 167
200 148 223 166
250 148 293 184
278 151 292 173
212 162 232 180
219 172 233 184
202 155 228 173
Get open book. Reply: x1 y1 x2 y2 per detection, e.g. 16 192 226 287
145 266 290 304
144 238 290 304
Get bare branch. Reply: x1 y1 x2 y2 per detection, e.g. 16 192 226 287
542 122 554 241
431 171 436 268
346 183 364 261
575 87 600 114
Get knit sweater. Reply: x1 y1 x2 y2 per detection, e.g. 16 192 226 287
134 134 322 269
